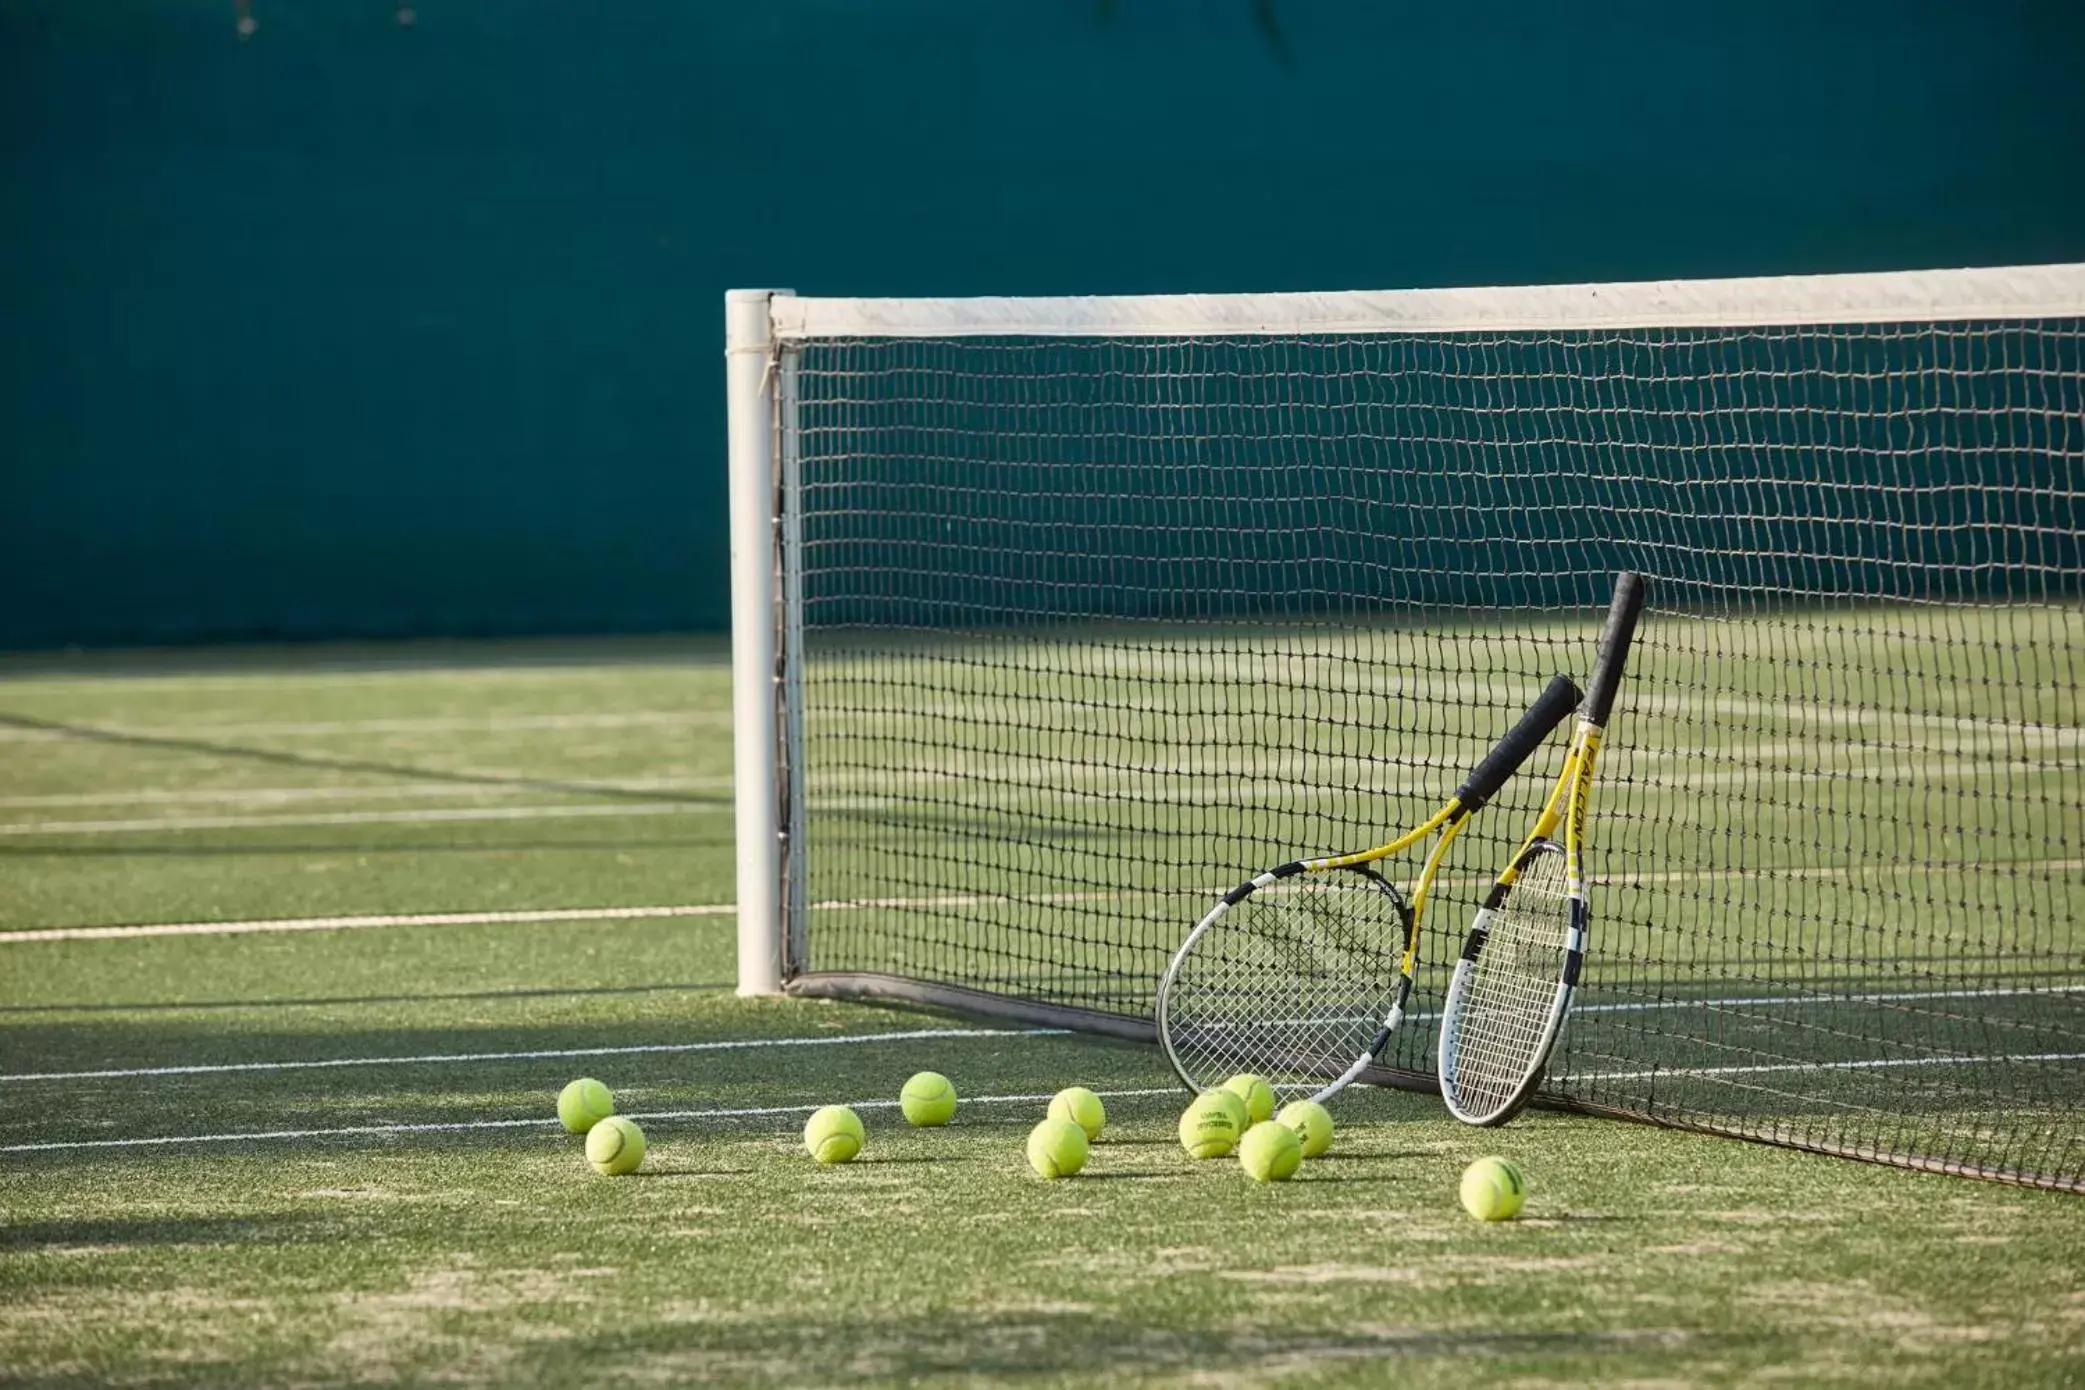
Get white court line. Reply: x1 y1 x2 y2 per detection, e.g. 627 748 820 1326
0 1088 1184 1154
0 801 722 837
0 894 1174 945
9 737 2051 816
1569 982 2085 1016
772 858 2085 909
7 754 2078 827
1284 982 2085 1031
1703 699 2078 739
0 711 728 742
798 761 2073 813
0 892 1188 944
0 732 2035 815
1580 1051 2085 1083
0 903 735 944
0 777 732 811
0 1027 1067 1084
1581 859 2085 888
8 855 2084 943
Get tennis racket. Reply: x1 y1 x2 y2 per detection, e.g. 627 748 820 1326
1156 671 1583 1104
1437 571 1648 1126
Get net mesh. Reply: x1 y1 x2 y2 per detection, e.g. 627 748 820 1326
772 282 2085 1190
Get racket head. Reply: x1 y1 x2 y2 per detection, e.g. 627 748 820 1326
1437 839 1580 1126
1157 866 1411 1103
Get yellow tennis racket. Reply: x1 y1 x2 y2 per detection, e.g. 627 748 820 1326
1438 571 1648 1125
1157 671 1582 1103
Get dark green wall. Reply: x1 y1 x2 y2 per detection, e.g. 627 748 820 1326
4 1 2082 647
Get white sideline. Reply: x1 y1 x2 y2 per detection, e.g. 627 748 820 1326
1568 982 2085 1016
1582 1050 2085 1083
0 725 2061 815
6 761 2072 834
7 981 2073 1083
0 711 727 742
0 1027 1067 1084
0 1087 1183 1154
0 777 732 810
1272 982 2085 1035
11 855 2083 945
0 801 720 836
0 904 737 944
0 895 1173 944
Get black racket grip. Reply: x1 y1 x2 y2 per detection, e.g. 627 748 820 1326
1453 672 1582 812
1584 571 1649 727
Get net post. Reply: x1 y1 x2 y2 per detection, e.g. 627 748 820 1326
726 289 791 996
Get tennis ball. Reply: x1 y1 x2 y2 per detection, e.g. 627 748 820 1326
1047 1086 1106 1141
900 1071 958 1127
584 1116 646 1175
1178 1091 1242 1159
557 1078 615 1134
1223 1073 1278 1125
1238 1120 1303 1183
1275 1099 1335 1159
1204 1086 1250 1135
1459 1156 1527 1221
804 1105 865 1164
1026 1117 1089 1179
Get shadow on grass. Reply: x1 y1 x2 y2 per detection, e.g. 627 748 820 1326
0 711 728 808
0 1212 331 1251
1313 1151 1437 1165
540 1311 1701 1383
1531 1211 1641 1225
0 1011 1177 1163
621 1167 751 1181
0 634 729 680
1 1013 1068 1101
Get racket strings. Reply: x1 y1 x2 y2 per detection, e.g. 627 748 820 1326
1445 848 1573 1119
1164 875 1405 1094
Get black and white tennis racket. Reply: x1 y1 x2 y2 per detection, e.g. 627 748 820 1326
1437 572 1648 1126
1156 672 1582 1104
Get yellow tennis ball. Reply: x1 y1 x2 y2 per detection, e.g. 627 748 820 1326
1177 1092 1241 1159
1238 1121 1303 1183
1026 1117 1089 1179
557 1078 615 1135
1275 1099 1334 1159
584 1116 646 1175
1460 1156 1526 1221
1047 1086 1106 1141
804 1105 865 1164
1204 1086 1249 1135
1223 1074 1277 1125
900 1071 958 1127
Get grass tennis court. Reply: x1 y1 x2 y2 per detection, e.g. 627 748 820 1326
3 638 2082 1385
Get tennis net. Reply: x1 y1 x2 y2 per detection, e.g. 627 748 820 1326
726 264 2085 1190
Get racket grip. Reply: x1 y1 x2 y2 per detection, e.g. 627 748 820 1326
1454 672 1582 812
1584 571 1649 726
